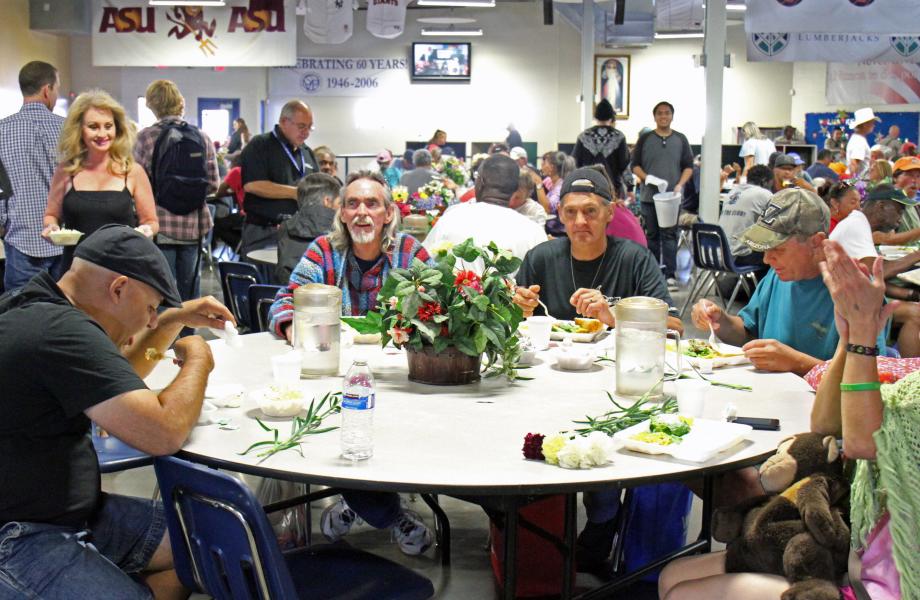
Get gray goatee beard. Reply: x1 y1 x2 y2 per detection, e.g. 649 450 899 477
349 217 376 244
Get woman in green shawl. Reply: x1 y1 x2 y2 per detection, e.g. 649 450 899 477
658 241 918 600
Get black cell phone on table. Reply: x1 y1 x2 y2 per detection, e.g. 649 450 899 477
733 416 780 431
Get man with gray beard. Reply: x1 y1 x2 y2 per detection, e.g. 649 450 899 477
269 170 431 336
266 170 434 556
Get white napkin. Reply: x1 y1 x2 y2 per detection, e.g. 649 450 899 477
209 321 243 348
645 174 669 194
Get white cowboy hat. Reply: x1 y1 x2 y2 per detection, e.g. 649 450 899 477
851 107 881 129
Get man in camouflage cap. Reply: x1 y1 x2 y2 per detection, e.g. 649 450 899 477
691 188 882 375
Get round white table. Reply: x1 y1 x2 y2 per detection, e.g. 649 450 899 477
147 333 815 598
246 246 278 266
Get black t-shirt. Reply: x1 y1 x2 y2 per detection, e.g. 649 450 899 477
516 236 673 320
240 125 318 225
0 273 147 527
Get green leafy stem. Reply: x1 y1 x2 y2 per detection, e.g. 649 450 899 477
239 392 342 462
572 380 678 437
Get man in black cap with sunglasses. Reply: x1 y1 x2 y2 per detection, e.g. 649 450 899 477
0 224 233 598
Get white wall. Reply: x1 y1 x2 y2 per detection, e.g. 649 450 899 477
606 24 794 144
65 4 804 157
0 0 70 118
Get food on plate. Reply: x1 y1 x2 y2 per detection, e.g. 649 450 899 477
552 318 603 334
683 339 742 359
144 348 165 361
630 414 694 445
48 228 84 246
257 385 305 417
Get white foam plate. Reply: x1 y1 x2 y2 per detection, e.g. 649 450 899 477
668 340 750 368
613 418 752 463
549 320 608 343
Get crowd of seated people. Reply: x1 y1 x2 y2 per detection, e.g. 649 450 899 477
1 55 917 599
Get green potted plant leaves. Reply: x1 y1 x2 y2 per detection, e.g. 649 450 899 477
343 238 525 383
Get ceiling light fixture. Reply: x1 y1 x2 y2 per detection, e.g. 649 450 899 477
654 31 705 39
420 25 483 36
149 1 227 6
416 0 495 7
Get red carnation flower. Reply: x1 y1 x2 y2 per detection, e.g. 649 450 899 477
454 270 483 293
397 203 411 217
417 302 442 321
522 432 545 460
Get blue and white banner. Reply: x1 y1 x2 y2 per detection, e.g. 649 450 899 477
827 62 920 105
92 0 296 67
745 0 920 35
745 0 920 62
269 56 408 97
747 33 920 63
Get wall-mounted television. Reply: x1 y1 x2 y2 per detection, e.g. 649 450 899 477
411 42 471 82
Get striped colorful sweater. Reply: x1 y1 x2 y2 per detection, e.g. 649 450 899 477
269 232 431 336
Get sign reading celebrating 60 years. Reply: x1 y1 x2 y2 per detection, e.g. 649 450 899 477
269 56 409 97
92 0 296 67
745 0 920 63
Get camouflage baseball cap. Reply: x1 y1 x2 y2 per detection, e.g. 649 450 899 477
738 188 830 252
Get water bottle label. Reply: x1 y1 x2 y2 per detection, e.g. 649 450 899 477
342 392 375 410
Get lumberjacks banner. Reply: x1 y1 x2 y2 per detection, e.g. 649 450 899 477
745 0 920 62
269 56 408 97
92 0 296 67
827 62 920 105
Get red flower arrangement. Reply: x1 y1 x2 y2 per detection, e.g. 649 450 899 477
417 302 442 321
454 270 483 293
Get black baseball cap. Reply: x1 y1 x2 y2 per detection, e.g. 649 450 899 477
74 224 183 308
560 168 613 203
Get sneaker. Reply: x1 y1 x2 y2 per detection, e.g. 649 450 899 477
666 277 679 291
392 509 433 556
320 497 359 543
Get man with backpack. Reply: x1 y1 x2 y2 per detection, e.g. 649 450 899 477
134 79 219 302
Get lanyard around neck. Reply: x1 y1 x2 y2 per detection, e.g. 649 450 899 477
272 130 306 178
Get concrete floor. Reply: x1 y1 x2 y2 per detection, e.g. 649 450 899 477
104 242 728 599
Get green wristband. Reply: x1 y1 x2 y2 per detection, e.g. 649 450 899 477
839 381 882 392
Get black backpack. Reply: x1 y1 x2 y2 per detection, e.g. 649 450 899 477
150 122 209 216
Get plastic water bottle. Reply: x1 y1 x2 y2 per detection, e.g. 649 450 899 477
341 359 375 461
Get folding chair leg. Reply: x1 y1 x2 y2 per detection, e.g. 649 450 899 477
679 272 708 318
726 279 744 314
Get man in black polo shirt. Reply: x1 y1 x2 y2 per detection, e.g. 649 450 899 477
0 225 234 598
239 99 318 257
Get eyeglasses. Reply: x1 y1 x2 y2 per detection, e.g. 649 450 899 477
284 117 315 133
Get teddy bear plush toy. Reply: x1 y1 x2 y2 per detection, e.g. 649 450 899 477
712 432 851 600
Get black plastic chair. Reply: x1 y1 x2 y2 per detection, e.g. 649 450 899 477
248 284 283 334
679 222 762 317
154 456 434 600
218 261 261 331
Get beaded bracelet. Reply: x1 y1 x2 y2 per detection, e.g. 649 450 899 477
839 382 882 392
846 343 880 356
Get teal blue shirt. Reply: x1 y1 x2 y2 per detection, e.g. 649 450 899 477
739 270 839 360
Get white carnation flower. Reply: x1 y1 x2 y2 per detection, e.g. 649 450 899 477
556 438 585 469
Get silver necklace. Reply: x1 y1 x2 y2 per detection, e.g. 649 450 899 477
570 245 607 293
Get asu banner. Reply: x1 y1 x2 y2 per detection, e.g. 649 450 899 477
827 62 920 105
745 0 920 62
92 0 296 67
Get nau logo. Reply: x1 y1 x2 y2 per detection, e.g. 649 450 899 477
752 33 789 57
301 73 322 93
775 0 802 5
891 36 920 57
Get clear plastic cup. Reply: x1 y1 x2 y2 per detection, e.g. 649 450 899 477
675 379 709 417
526 316 554 350
271 350 303 384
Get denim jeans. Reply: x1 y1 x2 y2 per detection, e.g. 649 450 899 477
157 243 200 302
0 494 166 599
640 202 678 279
2 242 63 292
340 491 402 529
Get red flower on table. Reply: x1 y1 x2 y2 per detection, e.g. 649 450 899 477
454 270 483 293
417 302 442 321
522 432 545 460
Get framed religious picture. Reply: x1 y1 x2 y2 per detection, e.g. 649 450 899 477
594 55 631 119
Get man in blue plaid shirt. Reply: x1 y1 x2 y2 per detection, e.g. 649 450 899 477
0 61 64 291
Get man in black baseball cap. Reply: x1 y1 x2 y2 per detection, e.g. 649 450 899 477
0 224 234 598
514 166 682 574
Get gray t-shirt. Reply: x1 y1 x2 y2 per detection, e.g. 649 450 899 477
718 184 773 257
632 129 694 204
